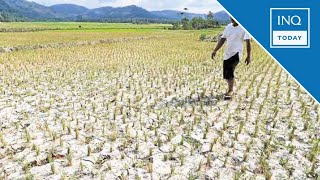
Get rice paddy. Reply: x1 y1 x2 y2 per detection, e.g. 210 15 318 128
0 23 319 180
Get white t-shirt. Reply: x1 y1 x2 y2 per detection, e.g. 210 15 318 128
221 23 250 60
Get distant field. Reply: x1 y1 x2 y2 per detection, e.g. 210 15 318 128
0 22 223 47
0 22 168 47
0 22 173 32
0 31 163 47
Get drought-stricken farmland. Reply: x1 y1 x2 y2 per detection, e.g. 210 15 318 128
0 24 319 180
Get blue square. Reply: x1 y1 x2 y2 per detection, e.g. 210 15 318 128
270 8 310 48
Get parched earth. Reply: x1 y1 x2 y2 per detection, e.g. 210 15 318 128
0 31 319 180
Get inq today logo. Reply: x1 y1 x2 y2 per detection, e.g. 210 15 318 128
278 15 302 26
270 8 310 48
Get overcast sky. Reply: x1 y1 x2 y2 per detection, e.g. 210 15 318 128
27 0 224 13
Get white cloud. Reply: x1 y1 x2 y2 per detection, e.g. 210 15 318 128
27 0 224 13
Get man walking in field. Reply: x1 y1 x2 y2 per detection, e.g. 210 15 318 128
211 17 251 99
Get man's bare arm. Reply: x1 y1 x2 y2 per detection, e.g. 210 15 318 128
245 39 251 65
211 38 226 59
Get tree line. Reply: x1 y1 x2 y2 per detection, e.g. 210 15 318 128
171 11 220 30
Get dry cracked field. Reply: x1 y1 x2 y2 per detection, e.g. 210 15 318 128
0 24 319 180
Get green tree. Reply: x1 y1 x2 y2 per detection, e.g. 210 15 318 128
181 18 191 30
207 11 216 28
207 11 214 20
171 22 180 30
191 17 207 30
215 21 220 28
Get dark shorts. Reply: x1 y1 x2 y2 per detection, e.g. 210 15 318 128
223 52 239 80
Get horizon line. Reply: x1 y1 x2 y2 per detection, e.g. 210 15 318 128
27 1 224 14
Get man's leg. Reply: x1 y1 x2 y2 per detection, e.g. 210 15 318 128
226 79 234 96
223 53 239 97
226 56 239 96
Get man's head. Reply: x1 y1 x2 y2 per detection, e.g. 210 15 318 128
230 17 238 27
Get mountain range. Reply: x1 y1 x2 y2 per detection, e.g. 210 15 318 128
0 0 229 22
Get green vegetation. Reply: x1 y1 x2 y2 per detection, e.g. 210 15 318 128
171 12 220 30
0 22 172 32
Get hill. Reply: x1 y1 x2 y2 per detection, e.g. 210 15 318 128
50 4 89 18
0 0 58 20
213 11 229 24
83 5 161 20
0 0 227 23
